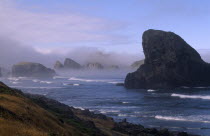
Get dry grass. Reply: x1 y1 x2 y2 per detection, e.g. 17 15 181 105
0 93 83 136
0 118 47 136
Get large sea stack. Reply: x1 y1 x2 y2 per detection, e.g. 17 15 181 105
12 62 56 78
125 29 210 89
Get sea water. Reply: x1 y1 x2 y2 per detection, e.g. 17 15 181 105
1 73 210 136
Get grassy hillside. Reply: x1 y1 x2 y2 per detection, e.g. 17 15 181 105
0 82 102 136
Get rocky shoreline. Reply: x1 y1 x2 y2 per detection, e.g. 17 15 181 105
25 92 198 136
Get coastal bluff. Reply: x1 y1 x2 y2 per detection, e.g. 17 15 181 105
125 29 210 89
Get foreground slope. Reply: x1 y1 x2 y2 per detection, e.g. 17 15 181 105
125 29 210 89
0 82 104 136
0 82 196 136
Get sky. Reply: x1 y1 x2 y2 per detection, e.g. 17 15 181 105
0 0 210 67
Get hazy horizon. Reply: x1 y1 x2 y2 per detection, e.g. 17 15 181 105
0 0 210 68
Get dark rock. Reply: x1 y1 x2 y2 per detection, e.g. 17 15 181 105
159 128 170 136
125 29 210 89
116 83 124 86
131 59 144 69
12 62 56 78
64 58 81 69
54 60 64 69
177 132 188 136
85 63 104 70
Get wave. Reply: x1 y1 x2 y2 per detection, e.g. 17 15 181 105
8 77 20 81
122 102 130 104
10 86 64 89
108 81 120 84
73 106 85 110
32 79 52 84
118 114 128 117
11 81 21 84
147 89 156 92
155 115 210 123
99 109 120 114
63 83 80 86
171 93 210 100
68 77 121 84
40 81 52 84
53 76 69 79
32 79 39 83
69 77 105 82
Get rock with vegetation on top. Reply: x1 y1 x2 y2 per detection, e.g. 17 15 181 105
12 62 56 78
54 60 64 69
125 29 210 89
64 58 82 69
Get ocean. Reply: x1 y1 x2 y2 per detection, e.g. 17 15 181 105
1 71 210 136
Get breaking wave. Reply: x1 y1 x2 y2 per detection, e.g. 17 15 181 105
147 89 156 92
171 93 210 100
155 115 210 123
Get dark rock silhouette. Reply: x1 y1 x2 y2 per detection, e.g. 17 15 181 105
54 61 64 69
64 58 82 69
125 29 210 89
12 62 56 78
131 59 144 69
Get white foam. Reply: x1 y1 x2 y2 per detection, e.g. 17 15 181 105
11 81 20 84
99 109 120 114
32 79 39 83
10 86 64 89
40 81 52 84
74 106 85 110
118 114 128 117
147 89 156 92
69 77 104 82
194 87 209 89
171 93 210 100
68 77 120 84
63 83 80 86
53 76 68 79
108 81 119 84
155 115 210 123
122 102 130 104
8 77 20 81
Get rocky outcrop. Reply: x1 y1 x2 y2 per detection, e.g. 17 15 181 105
64 58 82 69
12 62 56 78
125 29 210 89
131 59 144 69
54 61 64 69
85 63 104 70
